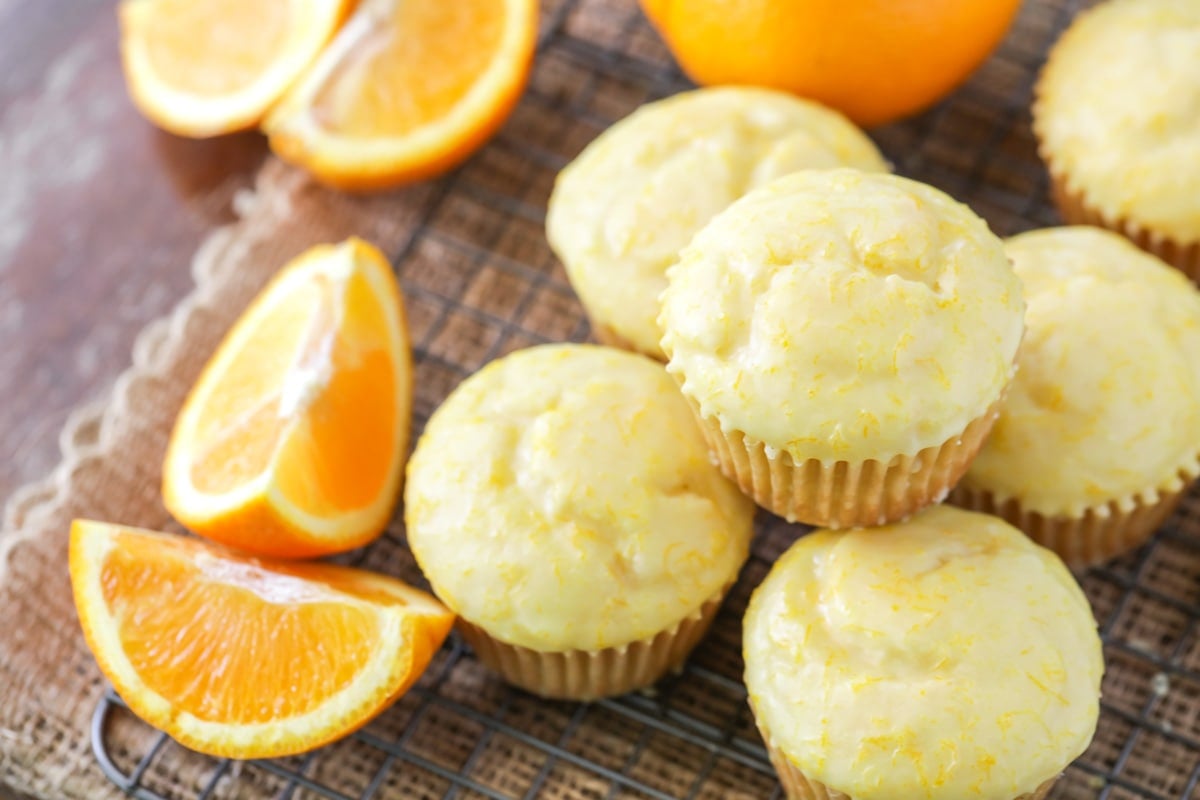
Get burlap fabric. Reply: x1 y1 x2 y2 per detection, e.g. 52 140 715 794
4 1 1200 798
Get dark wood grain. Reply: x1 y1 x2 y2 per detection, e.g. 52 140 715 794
0 1 268 504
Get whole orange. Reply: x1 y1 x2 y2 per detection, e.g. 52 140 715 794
639 0 1023 127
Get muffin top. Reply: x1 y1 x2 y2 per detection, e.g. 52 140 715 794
546 87 888 359
404 344 755 652
1035 0 1200 243
744 505 1103 800
962 227 1200 516
659 169 1024 463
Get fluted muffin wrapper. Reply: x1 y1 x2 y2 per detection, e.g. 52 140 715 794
456 584 729 701
757 722 1057 800
1044 163 1200 284
950 482 1190 571
687 397 1000 528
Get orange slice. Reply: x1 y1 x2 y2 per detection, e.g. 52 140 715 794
71 520 454 758
163 238 411 558
263 0 539 191
118 0 352 137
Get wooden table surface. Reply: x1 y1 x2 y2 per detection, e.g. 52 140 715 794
0 0 269 507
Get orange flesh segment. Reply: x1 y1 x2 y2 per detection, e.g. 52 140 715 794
140 0 292 96
190 400 293 496
100 532 385 725
312 0 507 136
274 271 398 515
188 281 324 495
187 269 397 516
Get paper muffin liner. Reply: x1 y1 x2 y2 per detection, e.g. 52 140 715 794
1032 50 1200 283
588 318 666 362
456 584 729 701
950 482 1188 571
687 397 1001 528
757 724 1056 800
1043 174 1200 283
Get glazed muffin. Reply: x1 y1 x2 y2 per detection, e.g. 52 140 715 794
952 227 1200 569
1034 0 1200 280
546 87 888 360
404 344 755 700
659 168 1024 527
744 505 1104 800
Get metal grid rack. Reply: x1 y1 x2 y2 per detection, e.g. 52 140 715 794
92 0 1200 797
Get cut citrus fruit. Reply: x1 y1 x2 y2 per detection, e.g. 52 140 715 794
71 520 454 758
263 0 538 190
163 238 411 558
118 0 352 137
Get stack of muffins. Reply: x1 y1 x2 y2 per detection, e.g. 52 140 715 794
403 1 1200 798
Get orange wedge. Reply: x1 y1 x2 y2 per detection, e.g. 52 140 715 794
70 520 454 758
264 0 539 191
118 0 352 137
163 238 411 559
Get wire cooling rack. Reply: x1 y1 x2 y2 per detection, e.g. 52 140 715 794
92 0 1200 797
